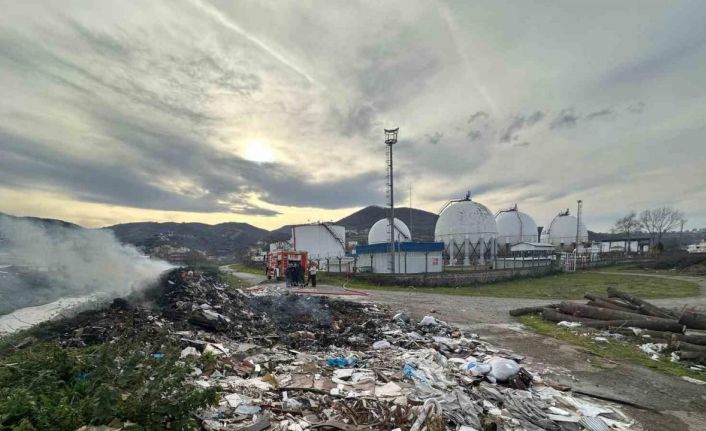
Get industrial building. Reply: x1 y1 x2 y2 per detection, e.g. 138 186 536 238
355 241 444 274
290 223 346 260
434 193 497 267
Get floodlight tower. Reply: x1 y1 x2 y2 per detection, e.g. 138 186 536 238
385 128 399 273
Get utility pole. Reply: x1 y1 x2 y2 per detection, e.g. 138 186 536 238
409 184 413 239
576 200 583 252
385 128 398 273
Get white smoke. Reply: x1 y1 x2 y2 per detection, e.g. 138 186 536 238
0 215 172 314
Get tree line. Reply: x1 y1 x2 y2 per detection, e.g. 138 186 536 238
611 207 687 250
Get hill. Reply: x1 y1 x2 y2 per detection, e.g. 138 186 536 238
336 205 438 242
106 221 269 257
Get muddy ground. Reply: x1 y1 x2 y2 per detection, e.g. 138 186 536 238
233 270 706 430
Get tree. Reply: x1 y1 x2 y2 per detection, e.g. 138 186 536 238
638 207 686 250
611 211 640 252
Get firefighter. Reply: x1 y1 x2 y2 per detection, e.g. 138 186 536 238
307 262 318 287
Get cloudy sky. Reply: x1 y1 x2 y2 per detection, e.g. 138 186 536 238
1 1 705 231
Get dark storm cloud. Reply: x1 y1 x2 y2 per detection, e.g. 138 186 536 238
550 108 578 129
585 109 614 121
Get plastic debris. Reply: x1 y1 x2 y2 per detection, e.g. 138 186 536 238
326 356 357 367
419 315 437 326
180 346 200 358
486 357 520 382
372 340 392 350
557 321 582 328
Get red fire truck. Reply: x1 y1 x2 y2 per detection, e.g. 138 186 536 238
266 249 308 281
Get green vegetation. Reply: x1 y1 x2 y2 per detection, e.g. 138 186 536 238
519 315 706 381
0 336 218 431
226 263 265 275
320 271 698 299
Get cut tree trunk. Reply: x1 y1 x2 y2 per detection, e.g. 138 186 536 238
559 302 677 323
509 305 558 316
676 350 706 362
606 287 676 319
586 299 640 314
678 311 706 330
542 308 685 332
670 340 706 353
584 294 642 312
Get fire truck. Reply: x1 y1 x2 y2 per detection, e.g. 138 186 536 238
266 249 308 280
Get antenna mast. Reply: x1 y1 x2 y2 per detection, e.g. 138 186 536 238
385 128 399 273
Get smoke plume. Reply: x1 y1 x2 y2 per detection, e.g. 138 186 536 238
0 215 172 315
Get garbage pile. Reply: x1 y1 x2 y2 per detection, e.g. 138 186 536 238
510 287 706 366
19 269 639 430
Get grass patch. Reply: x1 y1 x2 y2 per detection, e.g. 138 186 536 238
0 336 218 430
519 315 706 381
320 271 698 299
226 263 265 275
219 271 248 289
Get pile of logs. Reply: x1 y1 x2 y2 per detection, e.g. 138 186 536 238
510 287 706 363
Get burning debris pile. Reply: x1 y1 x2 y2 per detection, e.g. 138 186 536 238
511 287 706 368
2 269 639 430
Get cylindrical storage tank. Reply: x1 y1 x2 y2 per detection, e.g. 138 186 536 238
495 207 538 246
434 196 497 266
368 218 411 244
548 212 588 251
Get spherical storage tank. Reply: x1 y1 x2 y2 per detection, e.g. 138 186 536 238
434 194 497 266
368 218 411 244
495 206 538 245
548 211 588 251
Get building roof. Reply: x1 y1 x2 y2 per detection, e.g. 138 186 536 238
355 241 444 254
510 242 555 252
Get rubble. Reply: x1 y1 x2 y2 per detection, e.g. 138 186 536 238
6 269 643 430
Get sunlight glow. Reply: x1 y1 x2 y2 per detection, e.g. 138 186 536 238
244 140 275 163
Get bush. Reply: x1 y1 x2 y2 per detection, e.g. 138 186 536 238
0 339 218 431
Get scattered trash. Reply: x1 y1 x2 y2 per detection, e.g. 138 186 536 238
180 346 200 358
485 357 520 382
682 376 706 385
557 321 582 328
12 268 641 430
372 340 392 350
326 356 357 367
419 315 437 326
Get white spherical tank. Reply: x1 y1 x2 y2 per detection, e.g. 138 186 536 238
368 218 411 244
548 212 588 250
496 207 538 245
434 196 497 266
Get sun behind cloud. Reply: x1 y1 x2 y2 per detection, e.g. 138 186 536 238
243 140 275 163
